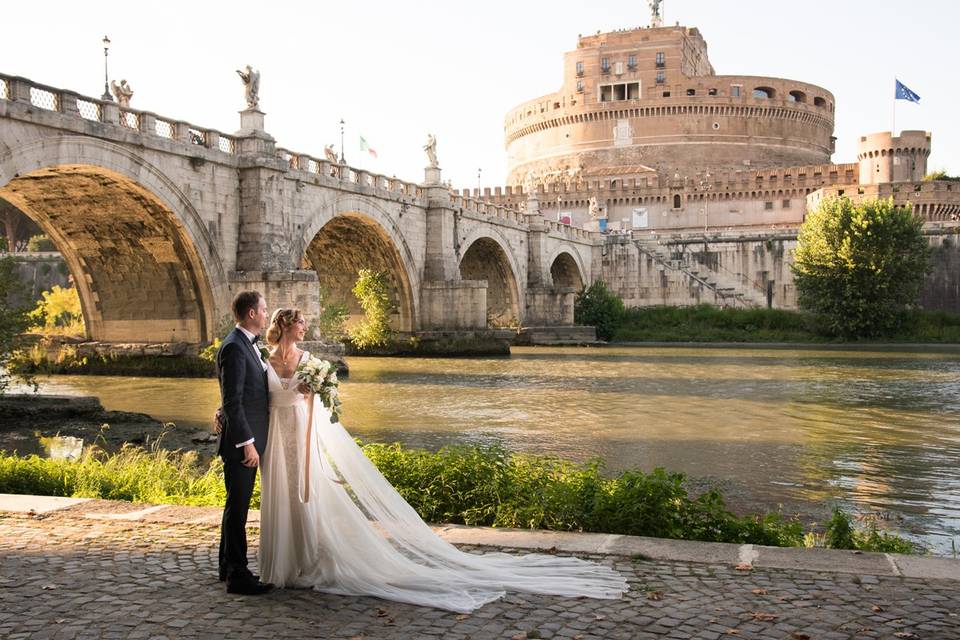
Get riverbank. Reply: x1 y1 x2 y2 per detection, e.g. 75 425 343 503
608 305 960 343
0 394 210 454
0 439 917 554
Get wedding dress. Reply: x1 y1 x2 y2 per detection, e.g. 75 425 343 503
258 352 628 612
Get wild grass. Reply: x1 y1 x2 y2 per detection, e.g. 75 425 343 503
0 439 917 553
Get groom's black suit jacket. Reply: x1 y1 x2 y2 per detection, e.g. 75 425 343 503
216 327 270 459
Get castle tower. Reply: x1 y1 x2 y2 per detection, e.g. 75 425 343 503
504 25 836 187
857 131 931 185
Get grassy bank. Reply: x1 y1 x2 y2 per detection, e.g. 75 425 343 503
611 305 960 343
0 440 914 554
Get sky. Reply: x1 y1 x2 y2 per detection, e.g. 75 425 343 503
3 0 956 188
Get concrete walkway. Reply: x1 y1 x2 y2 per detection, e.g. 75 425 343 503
1 494 958 639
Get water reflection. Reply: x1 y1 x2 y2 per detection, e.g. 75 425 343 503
6 345 960 553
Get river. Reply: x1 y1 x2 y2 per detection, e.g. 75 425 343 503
7 345 960 553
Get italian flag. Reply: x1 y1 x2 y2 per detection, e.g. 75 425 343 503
359 135 378 159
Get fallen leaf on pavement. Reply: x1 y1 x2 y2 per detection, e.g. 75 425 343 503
893 633 917 639
751 588 768 595
41 584 57 590
511 634 527 640
725 630 740 636
646 590 663 601
751 612 778 622
594 614 606 620
375 608 389 618
734 562 753 571
790 634 810 640
872 604 884 612
455 614 470 620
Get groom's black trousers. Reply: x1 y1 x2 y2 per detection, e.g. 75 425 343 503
219 457 258 580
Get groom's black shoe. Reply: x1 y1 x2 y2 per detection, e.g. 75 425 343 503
226 576 274 595
219 571 260 583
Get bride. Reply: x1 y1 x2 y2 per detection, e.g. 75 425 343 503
258 308 628 613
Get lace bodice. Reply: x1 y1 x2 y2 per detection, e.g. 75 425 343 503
267 351 308 408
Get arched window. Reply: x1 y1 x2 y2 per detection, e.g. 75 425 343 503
813 96 827 107
752 86 775 99
673 194 682 209
788 90 806 103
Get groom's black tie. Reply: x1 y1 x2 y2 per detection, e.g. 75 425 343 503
251 334 261 344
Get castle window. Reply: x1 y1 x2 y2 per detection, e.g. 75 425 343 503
813 96 827 107
782 199 791 208
764 201 774 210
788 90 806 103
687 88 696 96
614 61 623 75
599 82 640 102
673 194 682 209
576 79 584 93
662 91 671 97
753 87 775 99
730 85 741 97
576 61 584 76
601 57 610 73
708 88 718 96
628 54 637 69
656 70 665 84
656 51 665 68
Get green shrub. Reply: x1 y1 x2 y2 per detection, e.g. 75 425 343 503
29 285 84 336
27 234 56 252
348 269 394 348
574 281 625 341
317 285 349 341
0 256 32 393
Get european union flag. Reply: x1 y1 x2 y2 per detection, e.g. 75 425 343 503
895 79 921 103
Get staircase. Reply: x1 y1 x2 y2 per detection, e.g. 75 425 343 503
635 239 768 308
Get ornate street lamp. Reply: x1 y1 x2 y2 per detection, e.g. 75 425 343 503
339 118 346 164
101 36 113 102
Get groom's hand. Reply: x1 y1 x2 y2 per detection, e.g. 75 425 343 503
241 443 260 468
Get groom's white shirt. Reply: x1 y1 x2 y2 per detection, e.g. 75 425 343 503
233 324 267 449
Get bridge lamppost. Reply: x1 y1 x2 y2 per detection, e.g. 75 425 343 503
339 118 346 164
101 36 113 102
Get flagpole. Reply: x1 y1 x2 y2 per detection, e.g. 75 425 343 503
892 77 896 135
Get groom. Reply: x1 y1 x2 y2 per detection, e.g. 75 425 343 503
216 290 272 595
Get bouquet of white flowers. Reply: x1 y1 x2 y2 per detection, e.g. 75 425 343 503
295 355 342 423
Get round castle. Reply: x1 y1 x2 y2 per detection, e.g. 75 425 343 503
504 25 836 187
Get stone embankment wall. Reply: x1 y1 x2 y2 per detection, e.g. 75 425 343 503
5 252 69 304
600 229 960 313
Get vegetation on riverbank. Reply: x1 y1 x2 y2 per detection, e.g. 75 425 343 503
0 439 915 554
11 345 217 378
608 304 960 343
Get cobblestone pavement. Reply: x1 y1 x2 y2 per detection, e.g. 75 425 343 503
1 506 958 640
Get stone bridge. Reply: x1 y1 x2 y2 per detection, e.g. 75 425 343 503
0 74 597 344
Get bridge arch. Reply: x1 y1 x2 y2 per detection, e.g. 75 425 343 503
300 196 419 332
0 137 223 344
547 245 587 290
458 229 523 327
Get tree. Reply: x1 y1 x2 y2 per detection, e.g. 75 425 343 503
792 197 930 337
348 269 394 348
574 280 625 341
0 257 32 393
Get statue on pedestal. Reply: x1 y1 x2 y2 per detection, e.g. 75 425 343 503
110 79 134 107
324 144 338 163
589 196 606 220
648 0 663 28
236 65 260 109
423 134 438 168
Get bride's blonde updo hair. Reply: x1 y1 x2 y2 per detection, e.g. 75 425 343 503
266 308 304 345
